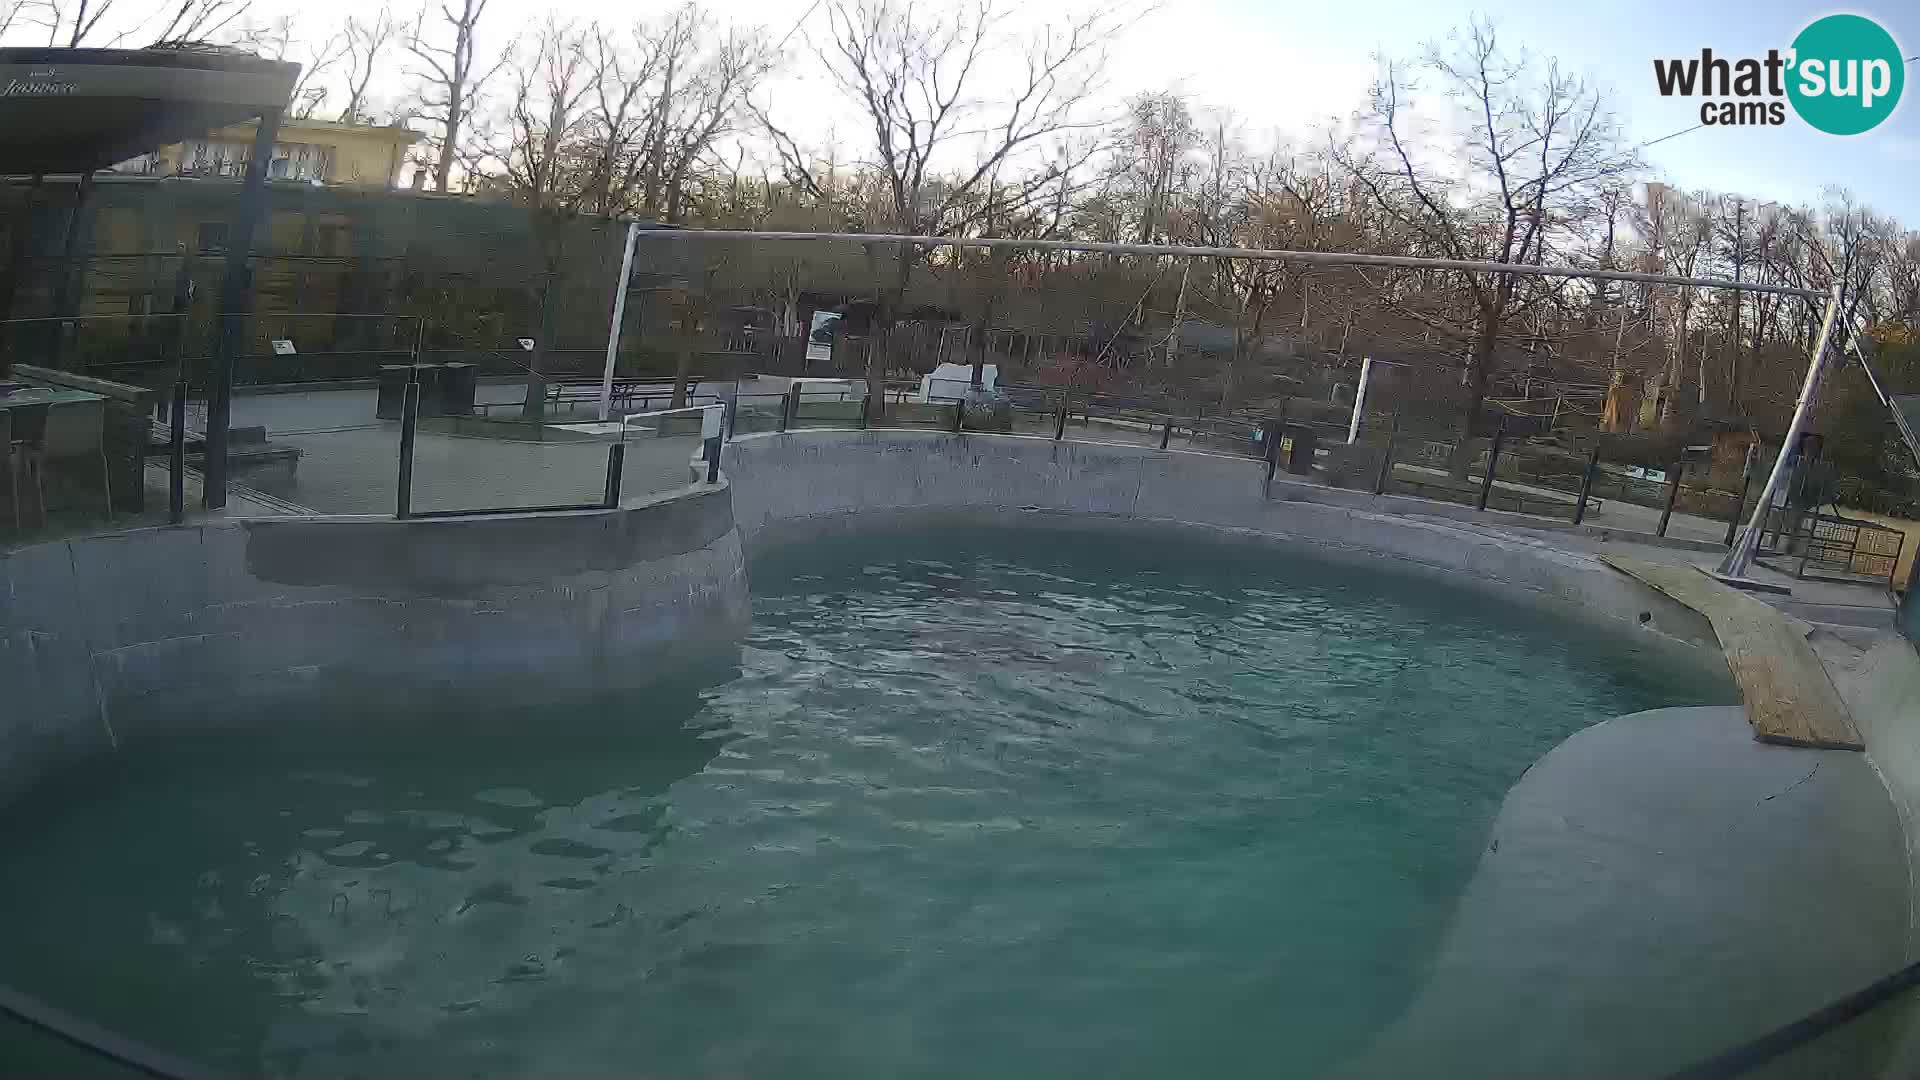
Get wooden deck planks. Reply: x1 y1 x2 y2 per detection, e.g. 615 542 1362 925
1601 556 1863 751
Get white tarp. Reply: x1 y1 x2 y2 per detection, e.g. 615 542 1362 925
922 363 995 401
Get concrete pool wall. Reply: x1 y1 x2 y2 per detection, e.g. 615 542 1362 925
722 429 1721 652
0 482 748 806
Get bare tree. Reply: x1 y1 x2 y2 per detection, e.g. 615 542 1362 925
0 0 51 41
1122 90 1196 245
1336 19 1637 467
150 0 249 42
48 0 112 45
231 14 346 119
762 0 1126 401
1637 183 1714 425
408 0 506 193
24 0 244 46
651 18 775 221
498 18 595 208
579 20 665 215
340 7 400 124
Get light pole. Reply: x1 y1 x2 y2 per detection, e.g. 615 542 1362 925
1715 282 1842 584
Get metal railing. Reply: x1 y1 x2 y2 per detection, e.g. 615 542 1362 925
394 376 723 519
714 383 1893 563
623 403 726 488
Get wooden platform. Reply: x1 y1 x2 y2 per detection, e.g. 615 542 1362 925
1601 556 1863 751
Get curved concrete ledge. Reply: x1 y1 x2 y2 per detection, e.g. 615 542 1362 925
723 430 1720 652
0 483 749 806
1820 634 1920 1074
1340 705 1908 1079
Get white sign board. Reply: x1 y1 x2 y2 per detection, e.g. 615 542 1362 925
701 405 723 440
270 339 296 355
805 311 839 366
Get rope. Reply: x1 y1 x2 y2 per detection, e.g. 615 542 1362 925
1660 959 1920 1079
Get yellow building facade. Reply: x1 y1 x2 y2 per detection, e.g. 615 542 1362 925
120 118 421 189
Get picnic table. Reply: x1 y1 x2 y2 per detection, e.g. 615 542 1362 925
1 386 105 411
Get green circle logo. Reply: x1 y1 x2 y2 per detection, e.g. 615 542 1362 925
1786 14 1904 135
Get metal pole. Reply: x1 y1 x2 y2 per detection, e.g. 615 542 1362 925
47 170 95 371
1054 398 1068 440
395 378 419 519
1724 442 1757 546
1263 421 1282 499
705 433 722 483
204 107 282 511
1160 414 1173 450
0 174 44 339
598 221 639 422
951 398 965 433
630 230 1825 299
166 262 193 526
1573 443 1601 526
1347 356 1372 444
779 387 793 432
168 376 186 525
602 442 625 508
1374 409 1398 496
1658 460 1683 537
1476 417 1507 512
1718 283 1843 581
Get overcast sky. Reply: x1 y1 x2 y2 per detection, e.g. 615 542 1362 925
17 0 1917 222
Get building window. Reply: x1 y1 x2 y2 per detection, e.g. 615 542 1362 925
108 153 163 175
197 222 229 254
269 143 335 183
181 140 246 178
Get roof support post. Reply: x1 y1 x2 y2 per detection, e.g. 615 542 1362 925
204 107 281 510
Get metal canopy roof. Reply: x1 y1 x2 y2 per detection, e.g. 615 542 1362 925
0 47 298 176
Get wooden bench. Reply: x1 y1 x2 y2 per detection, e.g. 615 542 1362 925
472 380 717 417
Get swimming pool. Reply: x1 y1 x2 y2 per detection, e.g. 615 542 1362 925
0 525 1734 1077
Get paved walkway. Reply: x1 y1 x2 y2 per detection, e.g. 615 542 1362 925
213 386 710 515
234 425 697 515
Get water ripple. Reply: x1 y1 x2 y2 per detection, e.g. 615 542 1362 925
0 526 1734 1079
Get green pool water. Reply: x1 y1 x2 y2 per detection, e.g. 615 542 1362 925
0 526 1734 1078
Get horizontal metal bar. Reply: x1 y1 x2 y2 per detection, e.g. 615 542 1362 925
634 230 1825 300
0 312 425 325
403 503 611 519
620 402 726 431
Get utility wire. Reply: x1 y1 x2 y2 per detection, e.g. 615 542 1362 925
774 0 827 52
1638 123 1705 151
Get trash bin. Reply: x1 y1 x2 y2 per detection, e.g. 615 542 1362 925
1281 426 1319 475
375 365 410 419
440 363 477 416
